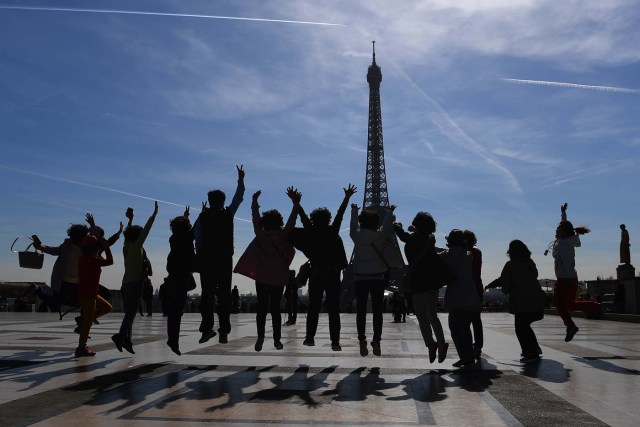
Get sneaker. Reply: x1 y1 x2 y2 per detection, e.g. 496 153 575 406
565 326 579 342
75 346 96 358
219 332 228 344
359 340 369 357
255 337 264 352
303 338 315 346
331 342 342 352
371 341 381 356
274 340 283 350
123 341 135 354
166 341 181 356
111 334 123 352
437 343 449 363
428 343 437 363
199 330 217 344
520 353 541 363
452 358 475 368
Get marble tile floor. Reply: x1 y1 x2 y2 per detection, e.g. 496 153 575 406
0 312 638 426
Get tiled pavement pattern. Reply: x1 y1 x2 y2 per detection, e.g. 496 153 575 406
0 312 639 426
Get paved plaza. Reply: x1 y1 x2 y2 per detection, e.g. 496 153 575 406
0 312 639 426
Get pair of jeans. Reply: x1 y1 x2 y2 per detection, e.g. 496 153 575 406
514 312 543 355
554 278 578 328
78 296 112 348
306 267 341 344
448 310 477 361
199 256 233 335
412 290 445 347
355 279 386 343
118 281 142 343
166 276 189 345
255 282 285 340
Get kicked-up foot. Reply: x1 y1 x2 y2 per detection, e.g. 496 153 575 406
371 341 381 356
565 325 579 342
255 337 264 352
437 343 449 363
428 343 437 363
359 340 369 357
199 330 217 344
166 341 181 356
111 334 123 352
123 341 135 354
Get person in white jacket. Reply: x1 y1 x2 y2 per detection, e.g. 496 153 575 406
552 203 590 342
349 204 395 357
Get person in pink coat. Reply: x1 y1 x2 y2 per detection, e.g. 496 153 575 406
234 188 298 352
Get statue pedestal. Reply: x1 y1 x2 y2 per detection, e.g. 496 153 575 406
617 264 639 314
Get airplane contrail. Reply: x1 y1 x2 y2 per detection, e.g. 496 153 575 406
501 78 640 94
0 5 346 27
0 165 252 223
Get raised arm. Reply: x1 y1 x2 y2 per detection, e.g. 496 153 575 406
561 202 568 222
135 201 158 247
394 222 411 243
107 222 124 246
251 190 262 235
286 186 310 229
349 204 360 242
227 165 246 216
283 187 300 235
97 239 114 267
332 184 357 232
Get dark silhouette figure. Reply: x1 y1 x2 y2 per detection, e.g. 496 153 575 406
464 230 484 360
394 212 451 364
112 202 158 354
76 234 113 357
441 229 482 368
288 184 356 351
349 203 395 357
165 207 196 355
234 189 297 352
193 165 245 345
499 240 547 363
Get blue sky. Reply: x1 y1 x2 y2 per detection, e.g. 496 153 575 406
1 0 639 294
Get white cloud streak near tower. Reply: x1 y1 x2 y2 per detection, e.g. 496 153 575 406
501 78 640 94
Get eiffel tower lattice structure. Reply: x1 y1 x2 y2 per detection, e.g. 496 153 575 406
360 42 405 292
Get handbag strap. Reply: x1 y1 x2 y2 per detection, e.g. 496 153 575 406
10 237 37 253
370 241 390 269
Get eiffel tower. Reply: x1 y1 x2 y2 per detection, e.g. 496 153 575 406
362 42 405 291
363 41 390 212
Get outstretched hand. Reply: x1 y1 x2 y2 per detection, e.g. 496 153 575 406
252 190 262 201
85 213 95 227
125 207 134 223
184 205 190 218
343 184 357 198
388 204 397 212
351 203 359 210
236 164 245 180
286 186 301 204
201 201 209 211
153 201 159 215
31 235 42 249
561 203 568 212
118 222 124 234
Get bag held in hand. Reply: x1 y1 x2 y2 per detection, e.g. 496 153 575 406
11 237 44 269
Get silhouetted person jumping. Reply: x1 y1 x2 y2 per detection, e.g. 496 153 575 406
234 188 297 352
193 165 245 345
552 203 591 342
289 184 356 351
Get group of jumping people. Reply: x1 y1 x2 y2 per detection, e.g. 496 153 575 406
30 165 591 366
